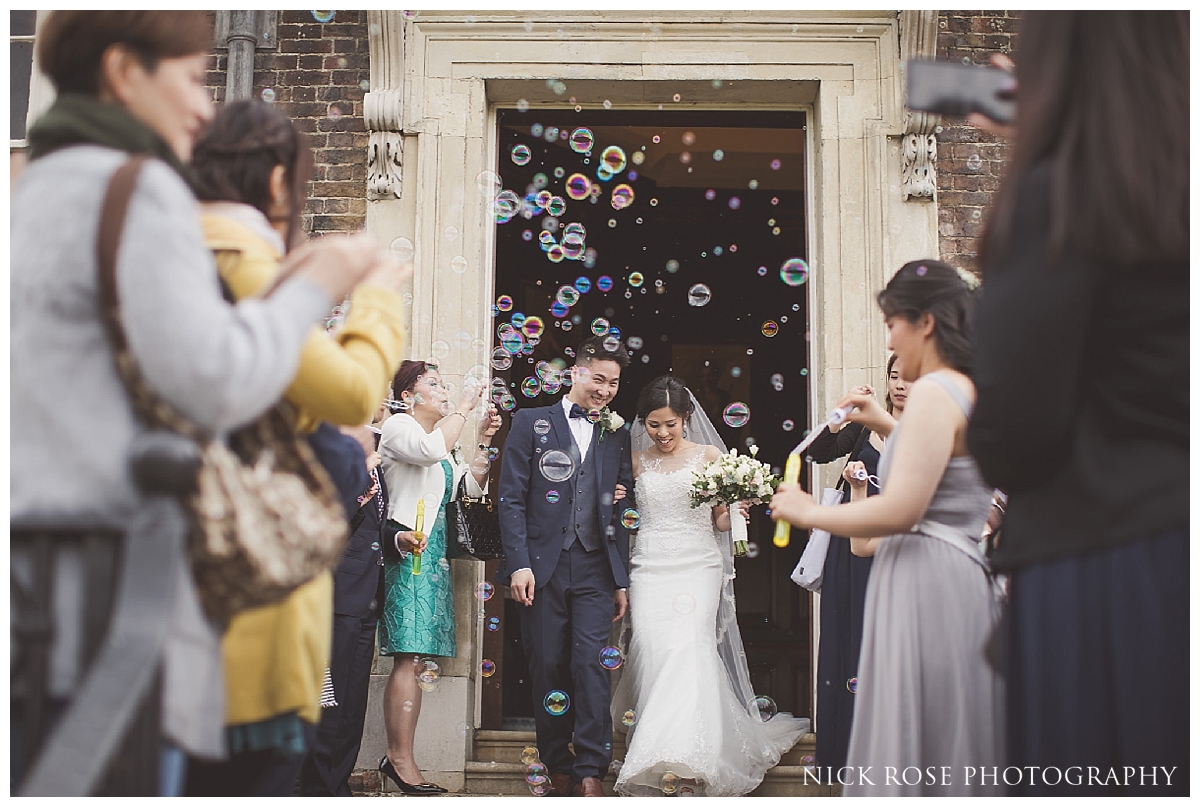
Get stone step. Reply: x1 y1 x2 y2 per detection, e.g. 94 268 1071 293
466 730 828 797
473 729 816 765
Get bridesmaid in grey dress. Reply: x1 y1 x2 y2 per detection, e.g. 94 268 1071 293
770 260 1003 795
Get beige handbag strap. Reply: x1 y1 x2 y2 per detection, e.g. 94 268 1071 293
96 157 210 443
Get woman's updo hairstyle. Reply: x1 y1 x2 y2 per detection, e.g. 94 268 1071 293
190 100 314 250
876 259 978 375
391 360 430 402
636 374 695 423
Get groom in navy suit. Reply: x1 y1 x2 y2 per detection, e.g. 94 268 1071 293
499 335 634 797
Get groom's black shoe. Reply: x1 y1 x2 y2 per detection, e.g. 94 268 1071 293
547 773 574 797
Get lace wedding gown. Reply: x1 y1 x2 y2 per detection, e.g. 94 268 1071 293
613 446 806 797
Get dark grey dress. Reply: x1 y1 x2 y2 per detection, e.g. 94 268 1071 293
843 373 1004 796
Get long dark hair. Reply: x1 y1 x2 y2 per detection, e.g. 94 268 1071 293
190 100 314 250
877 260 976 375
636 375 695 422
885 352 900 414
981 11 1189 268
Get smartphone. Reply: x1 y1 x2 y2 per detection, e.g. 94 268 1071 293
906 59 1015 125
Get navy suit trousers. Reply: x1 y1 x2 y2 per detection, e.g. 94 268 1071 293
520 540 616 782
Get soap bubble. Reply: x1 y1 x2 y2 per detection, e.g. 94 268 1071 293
611 184 635 210
602 335 621 352
260 88 277 103
597 275 614 292
748 179 759 190
539 450 576 482
621 709 636 727
752 695 778 721
682 131 696 146
531 123 544 137
687 284 712 307
476 582 495 601
566 173 591 200
665 259 680 273
570 127 595 153
621 509 640 529
770 158 782 170
745 542 760 558
521 747 540 765
780 258 809 286
557 285 580 307
546 490 560 504
599 646 624 670
546 196 567 217
627 336 644 350
679 151 691 164
481 659 496 677
661 773 679 795
847 676 858 694
601 145 627 174
490 347 513 371
713 149 724 161
705 189 716 201
475 170 502 199
631 151 645 165
497 296 515 312
544 690 571 716
487 616 501 632
574 275 592 293
311 11 335 23
770 373 784 390
451 256 468 274
416 659 442 691
967 154 983 171
511 144 532 165
590 317 610 335
761 320 779 337
728 196 741 210
723 403 750 427
516 99 529 112
430 340 450 360
672 593 696 614
389 236 415 263
782 420 795 431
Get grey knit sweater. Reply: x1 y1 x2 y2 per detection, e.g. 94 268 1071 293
11 145 332 526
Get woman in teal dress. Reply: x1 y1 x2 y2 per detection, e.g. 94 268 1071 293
377 360 500 792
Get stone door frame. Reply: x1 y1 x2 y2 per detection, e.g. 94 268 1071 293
360 10 938 782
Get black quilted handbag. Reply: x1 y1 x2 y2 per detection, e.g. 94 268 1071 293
446 475 504 561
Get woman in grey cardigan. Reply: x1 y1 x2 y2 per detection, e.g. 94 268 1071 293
10 11 387 794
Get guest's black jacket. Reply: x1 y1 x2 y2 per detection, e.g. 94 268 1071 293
967 161 1189 572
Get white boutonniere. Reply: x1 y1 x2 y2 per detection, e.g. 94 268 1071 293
593 407 624 440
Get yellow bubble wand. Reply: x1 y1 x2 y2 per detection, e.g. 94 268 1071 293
773 404 855 547
412 498 424 576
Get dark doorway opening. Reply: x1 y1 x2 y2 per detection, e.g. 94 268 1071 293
484 108 813 728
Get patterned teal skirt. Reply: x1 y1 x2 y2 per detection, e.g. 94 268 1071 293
379 459 457 658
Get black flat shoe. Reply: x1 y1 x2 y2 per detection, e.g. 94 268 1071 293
379 756 448 795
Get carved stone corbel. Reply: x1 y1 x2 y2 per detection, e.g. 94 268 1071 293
365 11 406 200
899 10 940 201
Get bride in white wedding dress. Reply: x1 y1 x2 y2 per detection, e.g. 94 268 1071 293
612 376 806 797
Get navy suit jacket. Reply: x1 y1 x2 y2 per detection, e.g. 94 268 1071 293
306 422 384 619
498 402 633 590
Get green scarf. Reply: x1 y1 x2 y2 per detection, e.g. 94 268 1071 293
26 92 187 178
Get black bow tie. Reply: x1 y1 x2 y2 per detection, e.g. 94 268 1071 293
569 403 589 420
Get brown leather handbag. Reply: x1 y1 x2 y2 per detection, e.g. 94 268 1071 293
97 157 348 625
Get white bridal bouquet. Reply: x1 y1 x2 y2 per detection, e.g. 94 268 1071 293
689 445 781 556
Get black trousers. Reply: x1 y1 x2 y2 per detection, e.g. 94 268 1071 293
300 613 379 796
1005 527 1188 796
185 720 318 797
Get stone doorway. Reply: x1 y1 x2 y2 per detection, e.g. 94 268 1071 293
481 108 814 728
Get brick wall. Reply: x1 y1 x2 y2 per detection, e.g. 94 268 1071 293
200 11 1019 263
205 10 371 237
934 10 1021 273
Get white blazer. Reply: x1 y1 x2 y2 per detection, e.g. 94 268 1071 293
379 413 486 530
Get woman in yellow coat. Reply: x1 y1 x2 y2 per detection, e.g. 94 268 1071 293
183 99 410 795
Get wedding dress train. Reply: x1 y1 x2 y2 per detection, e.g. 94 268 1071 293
613 446 806 797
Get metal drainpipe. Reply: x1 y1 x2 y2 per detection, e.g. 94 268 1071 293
225 10 258 102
